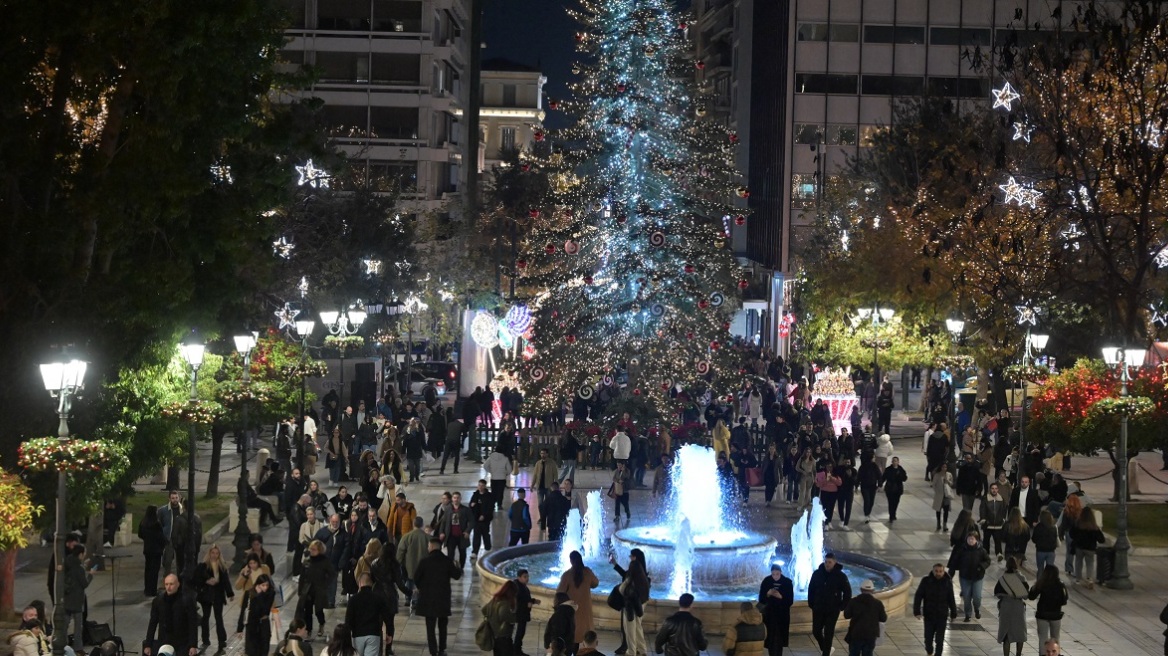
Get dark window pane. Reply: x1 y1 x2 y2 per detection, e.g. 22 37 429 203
927 77 989 98
864 25 925 44
797 23 830 41
930 27 992 46
831 24 859 42
795 73 858 94
862 75 925 95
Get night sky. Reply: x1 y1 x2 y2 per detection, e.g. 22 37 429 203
482 0 576 127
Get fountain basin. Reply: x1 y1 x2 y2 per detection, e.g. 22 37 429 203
478 542 914 634
611 526 777 588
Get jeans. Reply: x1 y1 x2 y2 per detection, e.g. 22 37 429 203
923 617 948 656
984 528 1004 555
559 459 577 484
1074 550 1097 582
424 615 449 656
959 577 983 617
837 491 853 524
847 638 875 656
1036 618 1061 648
1064 534 1076 573
785 476 799 503
326 574 338 608
860 486 877 517
354 634 381 656
811 608 839 656
1035 550 1055 574
514 619 528 654
473 521 492 554
407 458 421 482
886 491 902 520
330 456 344 484
199 600 227 646
66 611 84 649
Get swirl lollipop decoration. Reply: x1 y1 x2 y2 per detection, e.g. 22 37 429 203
650 303 665 317
709 292 725 307
564 240 580 255
530 366 546 381
649 231 666 247
578 384 595 399
696 360 711 375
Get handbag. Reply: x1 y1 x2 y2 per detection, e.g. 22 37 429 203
268 608 283 645
606 583 625 611
745 467 764 488
606 484 616 499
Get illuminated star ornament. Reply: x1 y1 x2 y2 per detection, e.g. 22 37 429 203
1151 303 1168 328
295 159 331 188
999 176 1028 206
1068 185 1091 211
992 81 1020 111
1155 248 1168 270
1144 121 1164 149
298 276 309 298
1060 222 1084 250
363 259 383 275
1012 122 1033 143
275 303 300 329
273 236 295 259
1015 305 1039 326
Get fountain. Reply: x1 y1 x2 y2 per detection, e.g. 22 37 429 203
479 443 913 633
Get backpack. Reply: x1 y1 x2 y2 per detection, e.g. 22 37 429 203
474 619 494 651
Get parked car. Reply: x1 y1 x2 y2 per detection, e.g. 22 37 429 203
407 370 446 397
412 361 458 389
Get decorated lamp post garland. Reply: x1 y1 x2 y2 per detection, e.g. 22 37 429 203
216 380 273 410
160 399 226 425
281 360 329 380
323 334 365 352
17 437 129 473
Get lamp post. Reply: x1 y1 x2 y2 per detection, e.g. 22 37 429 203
946 318 965 437
294 319 315 472
855 305 894 381
320 307 366 404
1100 345 1145 591
178 336 205 587
389 297 424 399
231 332 257 572
41 359 86 656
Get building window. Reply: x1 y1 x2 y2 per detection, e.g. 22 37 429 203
500 127 516 151
861 75 926 96
995 29 1058 48
797 23 859 42
927 77 990 98
502 84 517 106
795 73 858 94
930 27 992 46
791 173 818 208
863 25 926 44
826 125 857 146
794 124 821 145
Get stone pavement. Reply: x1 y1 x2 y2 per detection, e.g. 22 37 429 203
12 399 1168 656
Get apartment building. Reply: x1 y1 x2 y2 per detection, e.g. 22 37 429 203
693 0 1083 348
278 0 473 216
478 60 547 170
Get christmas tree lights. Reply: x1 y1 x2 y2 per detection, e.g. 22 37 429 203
510 0 745 412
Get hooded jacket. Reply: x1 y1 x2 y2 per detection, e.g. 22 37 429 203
807 562 852 613
721 608 765 656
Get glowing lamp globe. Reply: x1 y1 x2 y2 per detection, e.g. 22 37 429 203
471 313 501 348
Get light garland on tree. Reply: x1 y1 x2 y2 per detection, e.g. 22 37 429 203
18 438 129 473
281 360 329 379
217 381 273 409
161 399 226 425
273 236 295 259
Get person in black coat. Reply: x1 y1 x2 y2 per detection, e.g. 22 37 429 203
145 574 198 656
240 574 275 656
807 554 852 656
542 486 572 541
758 564 794 656
513 570 538 656
296 541 336 636
879 458 908 522
544 592 576 656
913 564 958 656
414 537 463 656
314 514 350 608
370 543 411 652
1010 476 1042 526
193 545 235 652
138 506 167 596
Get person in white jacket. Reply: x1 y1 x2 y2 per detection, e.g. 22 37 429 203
609 430 631 465
484 449 513 512
874 434 894 474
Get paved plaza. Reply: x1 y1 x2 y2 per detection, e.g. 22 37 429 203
14 408 1168 656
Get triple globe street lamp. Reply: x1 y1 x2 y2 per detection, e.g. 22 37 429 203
320 307 366 402
1100 345 1146 591
178 337 205 586
231 332 257 572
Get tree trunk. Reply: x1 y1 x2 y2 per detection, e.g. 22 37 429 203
0 549 16 620
976 366 990 401
207 425 226 498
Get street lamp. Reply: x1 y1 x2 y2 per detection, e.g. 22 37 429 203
389 297 426 398
178 336 204 586
946 318 966 438
231 332 256 572
1100 345 1146 591
40 359 86 656
293 319 315 471
854 304 894 390
1016 328 1048 489
320 307 366 404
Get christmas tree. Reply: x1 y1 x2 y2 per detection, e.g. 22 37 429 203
512 0 746 412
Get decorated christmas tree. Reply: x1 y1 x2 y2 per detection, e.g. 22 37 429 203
512 0 746 411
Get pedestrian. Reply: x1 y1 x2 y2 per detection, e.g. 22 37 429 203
557 551 600 648
815 463 842 529
653 593 708 656
1003 507 1031 567
508 488 534 546
610 550 650 656
610 461 632 525
413 536 463 656
807 553 852 656
543 482 572 541
931 463 954 532
138 505 166 596
403 419 425 483
234 553 272 636
484 449 512 512
873 434 892 474
531 448 560 519
1160 600 1168 656
145 574 198 656
559 429 582 483
835 458 857 527
879 457 907 523
276 618 308 656
955 453 982 512
1032 510 1059 573
397 517 429 611
842 580 886 656
874 388 893 434
857 458 880 524
722 601 765 656
979 483 1008 560
194 544 234 653
1069 507 1105 589
762 444 781 507
796 450 816 513
994 557 1030 656
346 573 393 656
482 580 518 656
438 491 474 567
1028 565 1068 650
948 531 990 622
609 430 631 466
545 592 577 656
1010 475 1041 526
782 446 800 505
158 490 185 576
287 495 309 578
577 631 604 656
913 563 957 656
469 480 495 559
514 570 539 656
62 544 91 650
758 564 793 656
386 492 418 545
298 505 323 569
237 574 274 656
296 540 335 637
320 624 355 656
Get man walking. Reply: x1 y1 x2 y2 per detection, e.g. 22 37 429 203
807 553 852 656
913 563 958 656
346 573 393 656
469 480 494 559
144 574 198 656
396 517 429 611
413 536 463 656
437 492 474 568
653 593 708 656
158 490 183 575
842 580 886 656
514 569 538 656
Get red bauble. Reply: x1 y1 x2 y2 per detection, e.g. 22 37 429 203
549 100 559 110
738 279 749 290
545 243 556 254
736 186 750 198
633 388 642 396
529 209 540 218
551 310 559 318
661 382 670 390
520 163 531 172
617 214 627 224
698 299 710 309
725 394 734 402
684 263 695 273
729 133 739 144
723 322 732 330
695 60 705 70
710 340 721 350
516 259 527 270
534 130 546 142
617 83 627 92
584 275 594 284
574 32 587 42
686 332 694 339
734 215 746 226
679 21 688 29
565 334 576 343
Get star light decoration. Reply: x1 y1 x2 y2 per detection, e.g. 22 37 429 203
1143 121 1164 149
1155 248 1168 270
275 303 300 329
363 259 383 276
298 276 309 298
1012 122 1033 143
273 236 295 259
1015 305 1040 326
1060 223 1084 250
1068 185 1092 211
296 159 331 188
992 81 1021 111
1150 302 1168 328
999 176 1039 208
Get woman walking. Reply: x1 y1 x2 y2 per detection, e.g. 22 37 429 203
762 443 781 507
815 463 842 528
1003 508 1032 568
950 509 978 549
195 544 235 653
240 574 275 656
931 463 954 532
482 580 518 656
1028 565 1068 649
857 457 880 523
1057 495 1084 576
796 449 817 513
879 457 908 523
1032 510 1059 573
328 427 348 485
234 553 273 636
138 505 166 596
297 540 335 637
610 549 650 656
949 532 990 621
320 624 356 656
1070 508 1106 589
782 446 800 505
994 558 1030 656
556 551 599 651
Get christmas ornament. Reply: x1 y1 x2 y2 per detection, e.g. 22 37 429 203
631 303 642 313
678 21 688 29
275 303 300 329
617 214 628 224
695 106 707 117
1014 305 1039 326
617 83 627 92
710 340 721 350
578 384 594 399
472 312 501 348
549 100 560 110
545 243 556 254
992 81 1020 111
735 215 746 226
696 360 710 374
529 209 540 218
736 186 750 198
575 31 587 42
695 60 705 70
722 321 731 330
273 236 295 259
738 279 750 290
633 388 642 396
564 240 580 254
1012 122 1033 143
729 133 739 144
629 357 640 367
503 304 534 337
709 292 725 307
521 163 531 172
565 334 577 343
686 332 694 339
684 263 695 273
584 275 594 285
530 366 546 381
551 310 559 318
572 64 582 75
650 303 665 317
534 130 546 142
661 378 673 390
698 299 710 309
649 231 666 246
644 45 657 55
297 276 309 298
295 159 331 188
18 438 128 473
516 259 528 270
602 374 615 386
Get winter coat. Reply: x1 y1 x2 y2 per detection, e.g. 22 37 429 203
544 603 576 651
413 549 462 617
654 610 708 656
609 432 632 460
1028 581 1068 621
874 435 893 460
994 572 1030 643
396 527 429 580
146 590 198 655
807 562 852 613
913 572 957 621
1032 523 1059 552
371 545 409 614
193 562 234 606
482 598 516 641
955 463 982 496
298 553 336 602
316 525 351 571
1003 525 1031 556
345 585 392 638
438 503 474 547
722 608 766 656
62 553 91 613
139 517 166 557
7 630 46 656
843 594 887 644
1070 525 1106 552
880 466 907 496
557 567 600 642
857 461 881 489
949 541 991 581
757 575 793 647
532 457 559 492
980 496 1008 530
931 471 954 512
485 451 512 480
